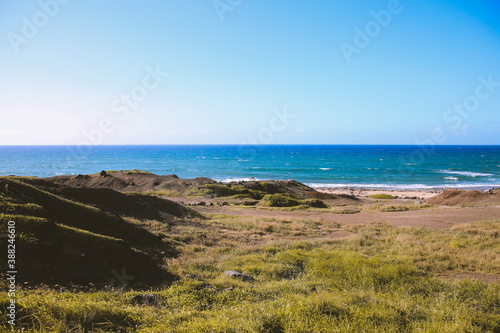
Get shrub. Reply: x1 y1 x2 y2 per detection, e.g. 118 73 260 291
261 194 301 207
304 199 327 208
370 194 397 199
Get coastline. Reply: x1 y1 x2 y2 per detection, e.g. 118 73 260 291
315 187 443 200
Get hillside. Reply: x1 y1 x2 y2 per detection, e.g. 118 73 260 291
428 189 500 206
0 177 196 286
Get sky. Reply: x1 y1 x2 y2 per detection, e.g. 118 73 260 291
0 0 499 145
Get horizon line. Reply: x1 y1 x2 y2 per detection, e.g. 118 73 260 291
0 143 500 147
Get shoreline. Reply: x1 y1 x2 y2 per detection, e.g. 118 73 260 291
316 187 445 200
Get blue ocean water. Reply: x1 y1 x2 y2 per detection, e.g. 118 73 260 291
1 145 499 189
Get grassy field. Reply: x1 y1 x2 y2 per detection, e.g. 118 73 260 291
1 211 499 332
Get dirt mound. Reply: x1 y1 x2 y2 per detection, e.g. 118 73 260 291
0 178 178 285
48 172 338 202
304 190 360 204
58 187 200 220
428 189 500 206
48 172 216 193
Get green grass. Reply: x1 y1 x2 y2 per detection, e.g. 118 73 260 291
368 203 434 212
260 194 327 208
0 201 47 217
2 219 499 332
94 169 153 175
369 193 397 199
260 194 302 207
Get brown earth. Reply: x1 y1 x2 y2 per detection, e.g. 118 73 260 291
195 204 500 229
428 189 500 206
46 172 215 193
46 171 360 203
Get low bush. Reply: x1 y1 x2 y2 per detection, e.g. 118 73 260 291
369 194 397 199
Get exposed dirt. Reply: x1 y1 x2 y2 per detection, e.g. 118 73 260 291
46 172 360 203
427 189 500 206
437 272 500 284
47 172 215 193
194 205 500 229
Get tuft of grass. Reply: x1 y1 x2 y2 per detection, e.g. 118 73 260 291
261 194 301 207
369 203 433 212
260 194 326 209
369 193 397 199
303 199 328 208
330 206 361 214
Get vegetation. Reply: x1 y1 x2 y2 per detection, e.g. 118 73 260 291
1 178 498 332
260 194 327 208
368 203 434 212
95 169 154 175
1 219 498 332
369 193 397 199
260 194 302 207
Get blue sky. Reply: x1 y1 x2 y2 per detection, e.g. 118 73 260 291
0 0 499 145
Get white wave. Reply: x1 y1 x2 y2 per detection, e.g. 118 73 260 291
436 170 494 177
319 168 332 171
218 177 260 183
307 183 432 189
444 177 458 180
307 183 500 190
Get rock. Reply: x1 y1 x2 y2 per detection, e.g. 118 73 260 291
221 201 229 206
184 273 202 280
100 170 108 177
197 201 206 206
202 281 218 290
415 201 421 205
131 293 159 307
224 270 255 282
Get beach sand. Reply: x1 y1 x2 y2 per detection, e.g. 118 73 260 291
315 187 442 200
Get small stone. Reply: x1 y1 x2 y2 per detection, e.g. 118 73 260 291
224 270 255 282
131 294 159 307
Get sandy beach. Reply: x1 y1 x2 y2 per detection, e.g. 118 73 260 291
315 187 443 200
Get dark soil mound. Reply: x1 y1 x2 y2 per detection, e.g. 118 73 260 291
58 187 200 220
48 172 216 194
0 178 178 286
48 171 339 202
304 190 360 204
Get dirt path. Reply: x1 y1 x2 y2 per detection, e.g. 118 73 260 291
195 205 500 229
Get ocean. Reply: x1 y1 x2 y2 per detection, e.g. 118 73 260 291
1 145 499 190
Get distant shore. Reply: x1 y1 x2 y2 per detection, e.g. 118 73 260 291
315 187 443 200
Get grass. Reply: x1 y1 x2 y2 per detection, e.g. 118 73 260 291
368 202 434 212
260 194 327 208
95 169 153 175
2 217 499 332
330 206 362 214
369 193 397 199
1 180 499 332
